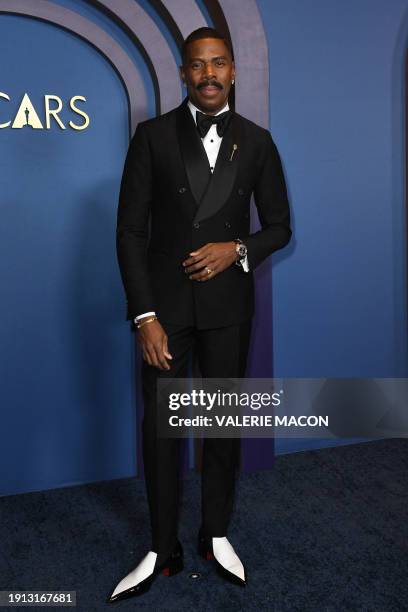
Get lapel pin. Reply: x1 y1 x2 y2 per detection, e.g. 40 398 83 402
229 144 238 161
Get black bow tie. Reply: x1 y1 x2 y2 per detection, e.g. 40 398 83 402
196 109 232 138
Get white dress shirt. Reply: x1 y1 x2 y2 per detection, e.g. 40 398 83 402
188 99 226 173
135 99 249 323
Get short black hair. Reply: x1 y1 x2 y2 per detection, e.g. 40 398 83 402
181 27 233 65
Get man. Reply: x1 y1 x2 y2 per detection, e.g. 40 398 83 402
108 27 291 603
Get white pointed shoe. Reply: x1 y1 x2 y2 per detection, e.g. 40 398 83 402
198 529 247 586
107 540 183 603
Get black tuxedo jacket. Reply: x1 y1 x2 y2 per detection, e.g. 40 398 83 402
116 97 291 330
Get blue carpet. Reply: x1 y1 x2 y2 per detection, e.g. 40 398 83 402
1 438 407 611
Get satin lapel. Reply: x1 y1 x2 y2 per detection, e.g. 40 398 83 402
193 113 241 224
176 99 211 208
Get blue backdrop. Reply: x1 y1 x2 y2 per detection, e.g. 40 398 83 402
0 14 134 494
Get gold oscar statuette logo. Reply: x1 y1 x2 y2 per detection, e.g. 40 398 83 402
0 92 90 130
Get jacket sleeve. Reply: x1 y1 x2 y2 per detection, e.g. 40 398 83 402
245 130 292 270
116 122 156 321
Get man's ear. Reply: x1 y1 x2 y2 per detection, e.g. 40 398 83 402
179 66 186 85
231 61 236 81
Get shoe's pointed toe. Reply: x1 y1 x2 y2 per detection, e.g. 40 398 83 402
223 560 246 584
107 550 157 602
107 541 183 603
215 560 247 587
107 580 152 603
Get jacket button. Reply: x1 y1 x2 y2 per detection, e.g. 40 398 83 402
224 221 231 228
178 186 187 194
238 188 244 195
193 222 200 229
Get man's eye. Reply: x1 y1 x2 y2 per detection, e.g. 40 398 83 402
192 62 202 69
215 60 226 66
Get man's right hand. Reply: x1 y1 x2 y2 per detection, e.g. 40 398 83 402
137 318 173 370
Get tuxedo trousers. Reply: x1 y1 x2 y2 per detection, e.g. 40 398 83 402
140 318 252 564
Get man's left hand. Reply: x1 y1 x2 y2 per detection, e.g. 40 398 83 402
182 241 237 281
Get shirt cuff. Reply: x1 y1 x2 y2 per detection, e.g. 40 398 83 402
236 254 249 272
134 311 156 324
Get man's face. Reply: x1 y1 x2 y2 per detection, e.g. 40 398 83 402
180 37 235 115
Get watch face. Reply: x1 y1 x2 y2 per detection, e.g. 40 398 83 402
238 245 247 257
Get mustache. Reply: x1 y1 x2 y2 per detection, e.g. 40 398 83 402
197 80 223 90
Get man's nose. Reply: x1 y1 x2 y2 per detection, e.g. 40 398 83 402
204 62 215 79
